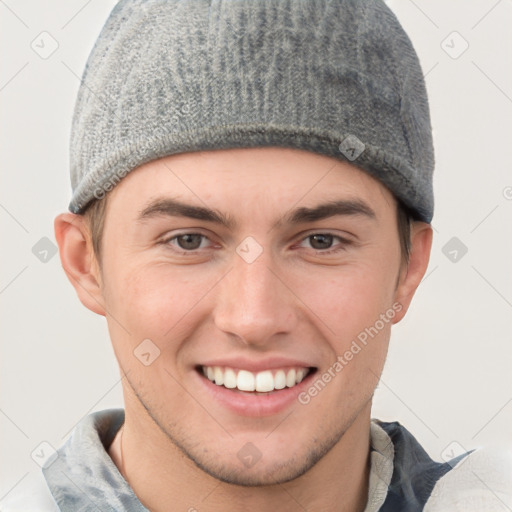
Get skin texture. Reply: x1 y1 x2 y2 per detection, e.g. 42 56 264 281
55 147 432 512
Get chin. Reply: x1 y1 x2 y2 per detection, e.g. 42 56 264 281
188 454 315 487
177 429 345 487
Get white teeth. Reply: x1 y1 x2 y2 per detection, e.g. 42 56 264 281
237 370 255 391
286 369 296 388
255 371 274 392
214 366 224 386
274 370 286 390
224 368 237 389
202 366 310 392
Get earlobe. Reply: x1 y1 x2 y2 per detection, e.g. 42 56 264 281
54 213 106 316
392 222 433 324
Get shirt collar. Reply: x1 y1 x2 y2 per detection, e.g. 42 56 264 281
43 409 411 511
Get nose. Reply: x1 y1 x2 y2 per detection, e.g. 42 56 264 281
212 249 299 347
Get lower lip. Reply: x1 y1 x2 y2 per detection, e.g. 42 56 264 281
195 369 316 417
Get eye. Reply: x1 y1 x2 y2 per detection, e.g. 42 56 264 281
307 234 335 250
297 233 351 253
169 233 209 251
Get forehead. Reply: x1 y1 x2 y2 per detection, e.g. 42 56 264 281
107 147 396 217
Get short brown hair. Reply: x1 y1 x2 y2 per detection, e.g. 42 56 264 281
83 196 108 259
83 196 413 265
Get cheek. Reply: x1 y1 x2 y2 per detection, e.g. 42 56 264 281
101 262 216 356
292 264 397 416
293 261 398 343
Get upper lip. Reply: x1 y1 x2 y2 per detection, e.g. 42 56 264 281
197 357 316 373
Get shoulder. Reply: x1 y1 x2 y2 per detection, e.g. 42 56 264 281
424 446 512 511
1 409 126 512
0 470 59 511
370 420 512 511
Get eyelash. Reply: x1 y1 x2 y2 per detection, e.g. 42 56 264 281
161 232 352 256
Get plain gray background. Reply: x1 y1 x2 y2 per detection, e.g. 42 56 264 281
1 0 511 501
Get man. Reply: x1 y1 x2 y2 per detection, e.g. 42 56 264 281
4 0 511 510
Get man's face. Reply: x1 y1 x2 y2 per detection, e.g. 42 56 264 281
96 147 407 485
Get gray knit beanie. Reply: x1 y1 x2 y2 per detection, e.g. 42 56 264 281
69 0 434 222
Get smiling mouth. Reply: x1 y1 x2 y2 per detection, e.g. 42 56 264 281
197 365 316 393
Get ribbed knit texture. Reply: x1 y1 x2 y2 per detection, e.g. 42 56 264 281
69 0 434 222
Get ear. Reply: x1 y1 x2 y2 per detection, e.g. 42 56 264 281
392 221 433 324
54 213 106 316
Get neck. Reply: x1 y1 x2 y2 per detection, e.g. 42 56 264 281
110 396 371 512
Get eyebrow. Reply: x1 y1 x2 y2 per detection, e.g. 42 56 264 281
137 197 376 229
283 199 376 225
